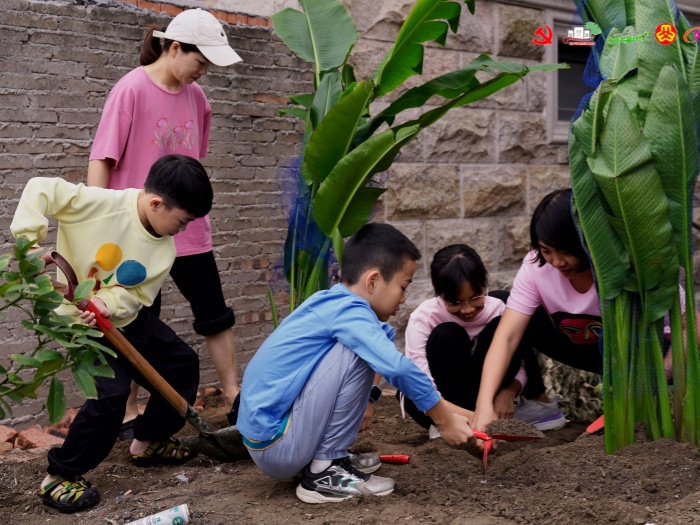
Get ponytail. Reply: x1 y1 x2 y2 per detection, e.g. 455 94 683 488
139 24 203 66
140 25 164 66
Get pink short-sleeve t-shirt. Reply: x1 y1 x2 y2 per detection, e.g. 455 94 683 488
507 251 602 345
90 67 213 257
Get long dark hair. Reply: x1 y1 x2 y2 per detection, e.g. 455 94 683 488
530 188 589 267
139 25 201 66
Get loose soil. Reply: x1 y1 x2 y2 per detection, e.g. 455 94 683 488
2 392 700 525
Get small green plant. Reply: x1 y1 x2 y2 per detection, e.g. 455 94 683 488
0 238 115 424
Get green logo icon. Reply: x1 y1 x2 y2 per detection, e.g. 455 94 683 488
585 22 602 35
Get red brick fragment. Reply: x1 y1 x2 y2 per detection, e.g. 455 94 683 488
0 425 18 444
16 425 64 450
0 441 13 455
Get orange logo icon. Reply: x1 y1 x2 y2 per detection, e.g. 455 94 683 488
655 23 677 45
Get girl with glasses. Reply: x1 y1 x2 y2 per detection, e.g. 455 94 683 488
400 244 558 438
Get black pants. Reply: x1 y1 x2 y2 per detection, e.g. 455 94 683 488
402 314 545 429
47 309 199 478
146 251 235 336
493 290 604 375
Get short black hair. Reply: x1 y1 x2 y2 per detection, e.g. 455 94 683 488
144 154 213 218
430 244 488 303
530 188 589 267
341 223 421 285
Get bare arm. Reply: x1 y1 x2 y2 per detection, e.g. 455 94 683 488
473 308 531 431
87 159 113 188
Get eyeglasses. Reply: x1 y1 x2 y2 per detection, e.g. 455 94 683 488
442 288 488 312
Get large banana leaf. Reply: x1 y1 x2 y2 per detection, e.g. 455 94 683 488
635 0 686 112
361 54 554 139
570 88 631 300
313 124 421 237
677 15 700 137
587 94 678 322
599 26 639 82
271 0 358 80
644 64 698 269
373 0 473 97
302 81 375 184
575 0 628 33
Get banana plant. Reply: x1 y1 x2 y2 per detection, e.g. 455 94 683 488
569 0 700 452
271 0 566 313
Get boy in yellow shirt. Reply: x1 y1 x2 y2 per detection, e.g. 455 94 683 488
10 154 213 513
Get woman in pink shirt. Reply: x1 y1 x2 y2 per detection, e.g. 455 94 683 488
401 244 563 435
87 9 243 429
473 189 606 432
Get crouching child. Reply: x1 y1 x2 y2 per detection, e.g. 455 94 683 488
10 154 213 513
237 223 474 504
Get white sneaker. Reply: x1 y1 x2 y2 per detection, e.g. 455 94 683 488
295 457 395 504
514 396 567 431
428 424 441 440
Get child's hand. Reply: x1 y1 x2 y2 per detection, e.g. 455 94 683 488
78 297 110 326
471 405 498 444
493 389 516 419
437 412 473 446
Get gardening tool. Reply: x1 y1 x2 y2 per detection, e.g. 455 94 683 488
586 414 604 433
379 454 410 464
41 251 249 463
472 429 541 474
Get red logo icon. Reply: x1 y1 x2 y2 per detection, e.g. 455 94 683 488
683 26 700 43
532 25 553 45
655 23 677 45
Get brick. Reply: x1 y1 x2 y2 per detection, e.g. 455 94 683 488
16 425 64 449
160 3 183 17
137 0 161 13
0 442 13 455
3 10 58 30
0 425 18 444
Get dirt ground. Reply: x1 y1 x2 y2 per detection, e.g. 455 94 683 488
2 392 700 525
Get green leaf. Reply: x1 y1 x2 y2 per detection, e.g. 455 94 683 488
374 0 467 96
271 0 358 74
72 367 98 399
35 349 64 362
600 27 638 81
46 377 65 425
10 353 42 368
73 279 96 302
644 63 698 270
313 125 420 236
338 187 387 237
587 94 678 322
570 89 631 300
636 0 686 112
303 81 375 184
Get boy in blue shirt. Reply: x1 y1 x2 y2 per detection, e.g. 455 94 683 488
237 223 474 504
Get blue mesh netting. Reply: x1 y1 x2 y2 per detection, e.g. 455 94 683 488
269 155 339 296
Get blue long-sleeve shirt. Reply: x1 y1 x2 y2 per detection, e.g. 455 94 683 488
237 284 441 441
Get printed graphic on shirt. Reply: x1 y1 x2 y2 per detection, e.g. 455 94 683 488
152 118 198 151
91 243 147 288
551 312 602 345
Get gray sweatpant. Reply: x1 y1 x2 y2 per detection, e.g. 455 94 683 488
248 342 374 479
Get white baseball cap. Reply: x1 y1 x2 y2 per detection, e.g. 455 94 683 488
153 8 242 67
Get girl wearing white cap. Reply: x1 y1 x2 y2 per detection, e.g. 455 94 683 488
87 9 243 436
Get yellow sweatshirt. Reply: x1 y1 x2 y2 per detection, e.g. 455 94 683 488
11 177 176 327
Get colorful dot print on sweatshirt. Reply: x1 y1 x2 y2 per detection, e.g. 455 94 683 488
93 243 147 287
